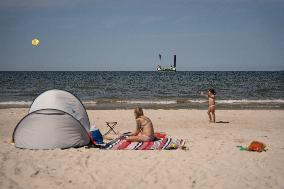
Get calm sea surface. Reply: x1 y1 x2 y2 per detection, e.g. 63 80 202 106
0 71 283 109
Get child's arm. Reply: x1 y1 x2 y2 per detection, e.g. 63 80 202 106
208 93 215 99
200 91 208 97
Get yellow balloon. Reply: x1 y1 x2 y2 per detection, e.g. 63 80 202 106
32 38 40 46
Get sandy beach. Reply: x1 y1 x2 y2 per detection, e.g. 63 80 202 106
0 108 284 189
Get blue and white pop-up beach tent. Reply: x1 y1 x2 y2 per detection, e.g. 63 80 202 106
13 89 90 149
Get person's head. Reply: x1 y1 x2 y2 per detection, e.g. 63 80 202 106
134 107 144 119
208 88 216 95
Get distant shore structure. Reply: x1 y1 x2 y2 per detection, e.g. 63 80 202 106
157 54 176 72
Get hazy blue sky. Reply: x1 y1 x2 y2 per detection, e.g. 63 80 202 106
0 0 283 71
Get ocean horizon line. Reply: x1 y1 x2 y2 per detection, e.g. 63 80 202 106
0 70 283 72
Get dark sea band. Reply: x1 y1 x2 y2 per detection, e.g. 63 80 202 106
0 71 283 109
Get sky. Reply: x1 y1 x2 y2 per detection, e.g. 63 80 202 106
0 0 283 71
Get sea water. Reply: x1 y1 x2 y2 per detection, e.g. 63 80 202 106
0 71 283 109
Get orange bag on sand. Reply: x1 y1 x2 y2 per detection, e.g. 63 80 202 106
247 141 266 152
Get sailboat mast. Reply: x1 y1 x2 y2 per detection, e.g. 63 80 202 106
159 54 162 65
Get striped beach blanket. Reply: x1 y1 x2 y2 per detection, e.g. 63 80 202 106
100 133 185 150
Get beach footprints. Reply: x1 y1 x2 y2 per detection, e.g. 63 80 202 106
84 154 91 167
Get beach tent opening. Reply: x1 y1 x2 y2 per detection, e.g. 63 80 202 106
13 89 90 149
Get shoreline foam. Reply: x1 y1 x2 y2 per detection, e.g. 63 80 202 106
1 99 284 110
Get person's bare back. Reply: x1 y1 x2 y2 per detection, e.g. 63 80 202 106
137 116 154 138
208 93 215 106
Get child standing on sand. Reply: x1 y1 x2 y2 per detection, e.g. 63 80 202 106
201 88 216 123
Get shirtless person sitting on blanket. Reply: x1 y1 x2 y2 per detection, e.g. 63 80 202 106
126 107 155 142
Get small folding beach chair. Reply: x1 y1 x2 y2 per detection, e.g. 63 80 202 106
103 122 118 136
